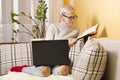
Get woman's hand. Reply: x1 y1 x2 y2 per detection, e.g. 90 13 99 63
68 38 77 46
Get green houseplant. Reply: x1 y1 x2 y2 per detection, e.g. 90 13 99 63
11 0 48 42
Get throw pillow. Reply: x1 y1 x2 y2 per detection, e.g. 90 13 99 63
69 38 84 70
72 37 107 80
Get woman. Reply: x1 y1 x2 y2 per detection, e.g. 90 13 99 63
10 4 78 77
40 4 79 76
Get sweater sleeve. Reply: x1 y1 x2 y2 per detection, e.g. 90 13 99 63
45 24 55 40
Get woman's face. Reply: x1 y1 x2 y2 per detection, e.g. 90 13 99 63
62 12 78 26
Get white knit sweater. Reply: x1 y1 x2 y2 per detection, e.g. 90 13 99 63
45 21 78 40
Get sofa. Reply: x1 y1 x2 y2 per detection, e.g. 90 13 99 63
95 38 120 80
0 37 120 80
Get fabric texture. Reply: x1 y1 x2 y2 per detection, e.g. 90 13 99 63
72 37 107 80
0 72 74 80
46 20 78 40
10 65 50 77
10 65 29 72
0 42 33 76
22 66 46 77
69 38 84 70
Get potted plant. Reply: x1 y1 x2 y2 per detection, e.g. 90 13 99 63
11 0 48 42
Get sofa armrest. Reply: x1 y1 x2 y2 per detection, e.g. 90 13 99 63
95 38 120 80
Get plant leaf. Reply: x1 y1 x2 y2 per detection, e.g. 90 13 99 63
13 30 18 33
13 19 21 24
11 12 19 17
21 12 26 15
17 29 20 32
29 16 32 19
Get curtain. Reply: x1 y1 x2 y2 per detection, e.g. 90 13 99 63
0 0 1 24
47 0 63 24
1 0 13 42
45 0 63 31
17 0 31 42
0 0 33 42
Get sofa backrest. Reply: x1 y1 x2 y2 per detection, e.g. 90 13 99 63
0 38 120 80
0 42 33 75
95 38 120 80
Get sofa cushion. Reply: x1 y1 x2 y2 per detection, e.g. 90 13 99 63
72 37 107 80
0 42 33 76
69 38 84 69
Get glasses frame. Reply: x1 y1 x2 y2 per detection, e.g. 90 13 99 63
62 14 78 20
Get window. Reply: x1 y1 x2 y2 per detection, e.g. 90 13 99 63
0 0 63 42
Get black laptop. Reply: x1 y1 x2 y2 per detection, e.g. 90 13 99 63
32 40 70 66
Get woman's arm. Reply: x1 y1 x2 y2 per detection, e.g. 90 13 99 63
68 38 77 46
45 24 55 40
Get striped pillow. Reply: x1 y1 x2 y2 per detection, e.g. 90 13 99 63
72 37 107 80
69 38 84 70
0 42 33 76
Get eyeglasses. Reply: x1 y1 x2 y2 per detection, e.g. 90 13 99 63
62 14 78 20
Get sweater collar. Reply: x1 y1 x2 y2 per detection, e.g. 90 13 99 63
59 20 71 29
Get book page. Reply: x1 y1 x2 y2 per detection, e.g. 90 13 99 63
77 24 98 40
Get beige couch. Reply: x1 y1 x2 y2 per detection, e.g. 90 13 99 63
95 38 120 80
0 37 120 80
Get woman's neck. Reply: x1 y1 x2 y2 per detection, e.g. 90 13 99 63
59 20 70 29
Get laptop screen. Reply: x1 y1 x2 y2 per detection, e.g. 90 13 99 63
32 40 70 66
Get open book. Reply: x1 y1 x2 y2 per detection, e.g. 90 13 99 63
77 24 98 40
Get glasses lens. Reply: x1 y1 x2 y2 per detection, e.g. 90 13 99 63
62 14 78 20
69 15 78 20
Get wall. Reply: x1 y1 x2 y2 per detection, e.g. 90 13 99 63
74 0 120 39
63 0 69 5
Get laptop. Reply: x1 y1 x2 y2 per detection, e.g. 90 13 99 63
32 40 70 66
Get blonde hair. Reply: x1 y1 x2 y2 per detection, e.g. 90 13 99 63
60 5 75 15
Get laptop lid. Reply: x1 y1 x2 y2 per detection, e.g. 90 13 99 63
32 40 70 66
